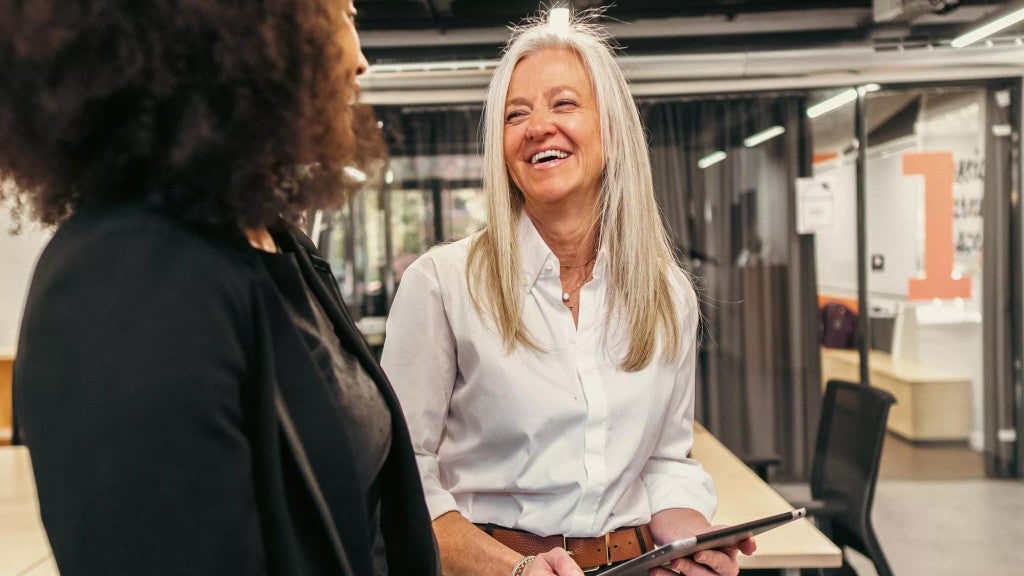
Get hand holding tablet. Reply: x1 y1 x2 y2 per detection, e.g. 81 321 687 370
600 508 807 576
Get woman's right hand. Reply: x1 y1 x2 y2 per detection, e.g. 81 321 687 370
524 548 585 576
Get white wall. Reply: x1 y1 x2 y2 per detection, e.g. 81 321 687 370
0 192 52 351
812 160 858 298
866 139 929 299
813 89 985 306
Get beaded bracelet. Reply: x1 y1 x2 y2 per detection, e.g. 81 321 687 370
510 555 536 576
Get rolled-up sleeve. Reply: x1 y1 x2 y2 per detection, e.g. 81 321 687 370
641 281 717 522
380 258 460 520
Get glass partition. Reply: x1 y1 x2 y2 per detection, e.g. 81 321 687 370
810 81 1019 479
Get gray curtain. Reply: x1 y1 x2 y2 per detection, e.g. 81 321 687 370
640 96 821 480
377 105 482 157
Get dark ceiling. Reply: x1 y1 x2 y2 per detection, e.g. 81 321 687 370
358 0 1012 63
359 0 872 30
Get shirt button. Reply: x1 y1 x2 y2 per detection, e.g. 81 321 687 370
544 263 553 271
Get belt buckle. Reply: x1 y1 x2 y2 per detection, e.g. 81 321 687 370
575 532 613 573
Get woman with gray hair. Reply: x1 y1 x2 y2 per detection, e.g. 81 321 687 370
382 10 754 576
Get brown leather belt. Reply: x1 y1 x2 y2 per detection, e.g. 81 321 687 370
482 524 654 572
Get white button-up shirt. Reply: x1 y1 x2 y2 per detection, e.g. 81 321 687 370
381 215 716 537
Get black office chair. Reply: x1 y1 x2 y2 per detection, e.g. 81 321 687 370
754 380 896 576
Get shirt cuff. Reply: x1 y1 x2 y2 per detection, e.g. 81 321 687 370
416 454 460 520
642 469 718 522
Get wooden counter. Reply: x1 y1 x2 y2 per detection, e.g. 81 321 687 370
1 348 14 445
692 424 842 572
1 447 57 576
2 428 840 576
821 347 972 441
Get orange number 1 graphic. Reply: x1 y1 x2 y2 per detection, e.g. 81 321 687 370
902 152 972 300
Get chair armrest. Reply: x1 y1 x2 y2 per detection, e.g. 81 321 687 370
740 454 782 482
770 484 846 518
786 497 848 519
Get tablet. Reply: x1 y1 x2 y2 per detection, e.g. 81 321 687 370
600 508 807 576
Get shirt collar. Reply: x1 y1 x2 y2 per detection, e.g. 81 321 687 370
518 212 555 291
517 212 608 291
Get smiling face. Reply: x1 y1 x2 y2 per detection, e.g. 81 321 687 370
502 47 604 213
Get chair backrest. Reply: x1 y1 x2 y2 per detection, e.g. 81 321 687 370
810 380 896 526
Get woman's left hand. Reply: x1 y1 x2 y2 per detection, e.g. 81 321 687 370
647 508 756 576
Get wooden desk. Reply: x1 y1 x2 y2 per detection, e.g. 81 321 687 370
1 447 57 576
2 431 841 576
692 424 842 573
1 348 14 445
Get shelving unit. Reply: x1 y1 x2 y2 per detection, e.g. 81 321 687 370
821 347 972 442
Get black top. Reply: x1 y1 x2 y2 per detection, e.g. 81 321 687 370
14 201 440 576
260 249 391 576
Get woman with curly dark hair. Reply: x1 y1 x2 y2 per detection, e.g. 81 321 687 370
0 1 438 575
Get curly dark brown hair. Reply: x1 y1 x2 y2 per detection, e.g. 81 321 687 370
0 0 359 228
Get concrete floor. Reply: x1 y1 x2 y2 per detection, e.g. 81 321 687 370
829 435 1024 576
844 480 1024 576
878 434 986 481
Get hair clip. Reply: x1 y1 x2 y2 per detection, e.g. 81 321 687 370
547 7 570 34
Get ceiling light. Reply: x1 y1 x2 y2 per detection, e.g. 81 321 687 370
743 126 786 148
367 60 496 75
807 89 857 118
698 150 727 169
807 84 879 119
952 5 1024 48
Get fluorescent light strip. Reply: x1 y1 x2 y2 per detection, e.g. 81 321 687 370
952 6 1024 48
807 83 879 118
743 125 786 147
807 89 856 118
698 150 727 169
367 60 496 74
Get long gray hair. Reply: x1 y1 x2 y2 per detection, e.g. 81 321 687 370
466 10 690 371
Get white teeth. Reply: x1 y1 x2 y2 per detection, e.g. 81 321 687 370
530 149 569 164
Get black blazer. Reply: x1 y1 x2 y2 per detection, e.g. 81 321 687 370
14 202 438 576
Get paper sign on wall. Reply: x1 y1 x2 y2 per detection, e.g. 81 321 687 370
796 175 836 234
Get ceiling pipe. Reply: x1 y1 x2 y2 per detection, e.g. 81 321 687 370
874 0 960 24
952 0 1024 47
363 41 1024 88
